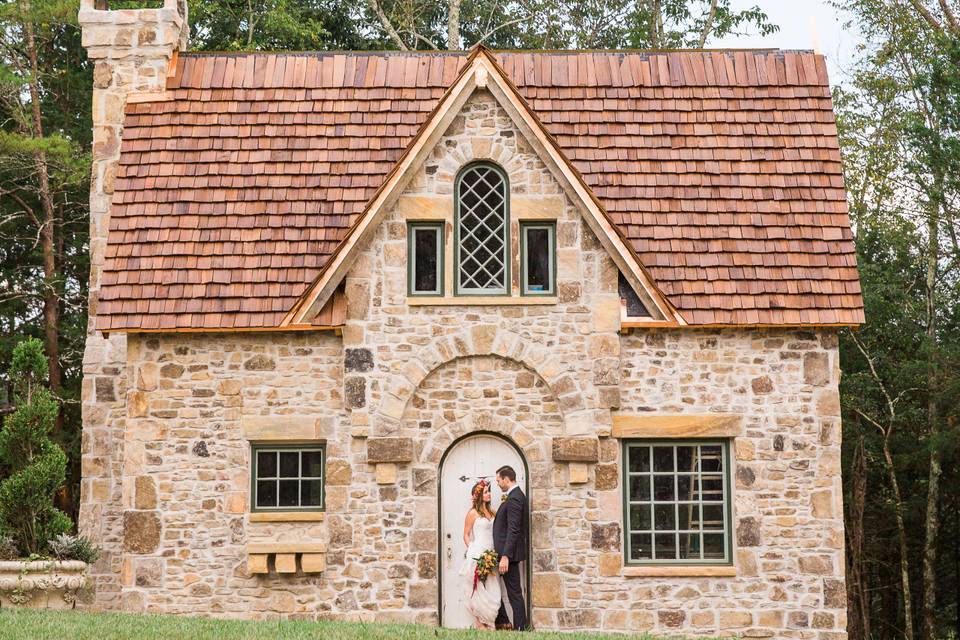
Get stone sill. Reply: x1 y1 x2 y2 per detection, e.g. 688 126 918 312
407 296 557 306
622 565 737 578
249 512 325 523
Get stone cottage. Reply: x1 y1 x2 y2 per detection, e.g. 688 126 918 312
77 0 862 637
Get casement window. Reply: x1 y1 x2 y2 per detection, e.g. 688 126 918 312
408 222 444 295
520 222 555 295
455 162 509 295
622 441 732 564
251 444 325 512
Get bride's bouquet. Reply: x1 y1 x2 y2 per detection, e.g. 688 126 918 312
472 549 499 594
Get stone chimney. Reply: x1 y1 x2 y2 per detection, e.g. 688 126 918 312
77 0 187 610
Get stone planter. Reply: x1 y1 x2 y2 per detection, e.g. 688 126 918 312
0 560 88 609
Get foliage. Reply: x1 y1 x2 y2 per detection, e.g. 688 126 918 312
0 609 706 640
0 338 71 556
0 535 18 560
47 532 100 564
0 0 92 526
363 0 778 50
834 1 960 638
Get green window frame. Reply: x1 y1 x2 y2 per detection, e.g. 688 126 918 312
251 444 325 512
407 222 444 296
622 440 732 565
454 162 510 295
520 222 556 296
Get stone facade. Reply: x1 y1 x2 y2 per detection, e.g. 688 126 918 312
78 6 847 637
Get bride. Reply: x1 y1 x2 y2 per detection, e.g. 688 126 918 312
459 480 502 629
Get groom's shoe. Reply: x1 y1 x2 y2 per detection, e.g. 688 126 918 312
495 623 513 631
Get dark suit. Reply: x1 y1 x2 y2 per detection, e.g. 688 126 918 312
493 486 529 630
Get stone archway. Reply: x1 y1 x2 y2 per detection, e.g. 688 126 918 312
374 325 598 436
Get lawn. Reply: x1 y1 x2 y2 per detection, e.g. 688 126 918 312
0 609 677 640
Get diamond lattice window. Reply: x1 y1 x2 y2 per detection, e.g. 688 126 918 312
456 163 509 294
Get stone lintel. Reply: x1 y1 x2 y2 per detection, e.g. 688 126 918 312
552 437 599 462
367 437 414 463
241 416 324 441
611 414 743 439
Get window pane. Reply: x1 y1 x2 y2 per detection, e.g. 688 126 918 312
301 479 323 507
629 447 650 472
278 479 299 507
653 447 674 472
677 446 696 473
678 533 702 560
702 504 725 530
654 504 675 531
700 446 723 472
629 504 651 531
700 475 724 500
302 451 323 478
703 533 726 559
457 164 507 292
256 480 277 508
630 533 653 560
677 503 699 530
413 227 439 293
654 476 675 501
279 452 299 478
654 533 677 560
524 227 551 293
629 476 651 502
676 474 696 499
257 451 277 478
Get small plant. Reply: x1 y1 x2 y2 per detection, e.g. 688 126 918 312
0 535 18 560
48 533 100 564
0 338 71 556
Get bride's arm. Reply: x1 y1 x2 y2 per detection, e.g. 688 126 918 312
463 509 478 547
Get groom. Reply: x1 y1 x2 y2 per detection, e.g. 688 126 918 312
493 465 529 631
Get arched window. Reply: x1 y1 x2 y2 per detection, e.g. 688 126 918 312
455 162 509 295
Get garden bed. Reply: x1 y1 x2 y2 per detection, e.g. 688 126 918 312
0 610 690 640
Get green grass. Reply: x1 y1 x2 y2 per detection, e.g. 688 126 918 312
0 609 678 640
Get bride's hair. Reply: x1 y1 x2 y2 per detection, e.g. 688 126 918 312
470 480 495 518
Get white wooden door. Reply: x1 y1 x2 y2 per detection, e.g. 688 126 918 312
439 434 527 628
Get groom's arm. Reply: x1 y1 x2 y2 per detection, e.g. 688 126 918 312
502 497 522 560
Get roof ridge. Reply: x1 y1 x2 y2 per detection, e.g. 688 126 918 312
178 48 810 58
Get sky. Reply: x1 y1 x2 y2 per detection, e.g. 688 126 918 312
711 0 865 86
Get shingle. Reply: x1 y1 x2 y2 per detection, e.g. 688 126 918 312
99 50 863 331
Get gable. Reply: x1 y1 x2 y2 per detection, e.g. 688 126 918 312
284 48 680 326
99 49 862 332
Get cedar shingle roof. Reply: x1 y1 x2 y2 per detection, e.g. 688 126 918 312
101 50 863 331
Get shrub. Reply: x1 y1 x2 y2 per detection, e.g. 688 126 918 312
0 338 71 556
0 536 18 560
48 533 100 564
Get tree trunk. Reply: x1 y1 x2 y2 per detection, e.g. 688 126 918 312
20 0 61 403
447 0 462 50
847 436 870 640
921 170 942 640
884 435 915 640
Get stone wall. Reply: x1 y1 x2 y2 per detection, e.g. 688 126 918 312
77 0 187 610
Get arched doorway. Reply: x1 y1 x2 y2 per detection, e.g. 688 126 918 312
438 432 529 628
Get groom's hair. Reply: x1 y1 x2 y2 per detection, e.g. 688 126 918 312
496 465 516 482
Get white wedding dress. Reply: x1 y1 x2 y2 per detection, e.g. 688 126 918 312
458 515 501 626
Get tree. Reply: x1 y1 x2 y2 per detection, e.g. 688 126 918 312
0 0 91 520
835 1 960 638
0 338 71 556
365 0 777 50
